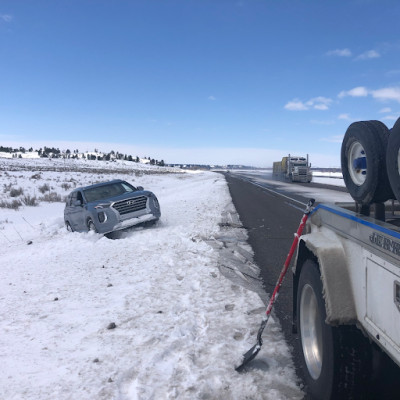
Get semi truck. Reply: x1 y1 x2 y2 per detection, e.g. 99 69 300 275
293 119 400 399
272 154 312 183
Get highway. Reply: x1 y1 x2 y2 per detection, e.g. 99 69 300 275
223 170 400 399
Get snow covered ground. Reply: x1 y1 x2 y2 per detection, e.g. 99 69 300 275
311 171 345 187
230 169 351 204
251 177 351 203
229 169 345 188
0 159 303 400
0 156 180 173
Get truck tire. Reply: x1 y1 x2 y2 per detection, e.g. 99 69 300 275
341 120 393 204
386 117 400 203
297 259 372 400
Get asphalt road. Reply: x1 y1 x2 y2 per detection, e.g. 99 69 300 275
223 173 306 380
223 171 400 400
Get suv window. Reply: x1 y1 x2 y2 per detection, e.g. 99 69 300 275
71 192 78 206
77 191 83 203
83 182 136 202
121 182 135 192
70 191 84 205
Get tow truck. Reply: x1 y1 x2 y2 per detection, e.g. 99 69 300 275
293 119 400 399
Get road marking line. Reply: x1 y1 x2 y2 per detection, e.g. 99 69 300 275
237 176 307 207
284 202 306 212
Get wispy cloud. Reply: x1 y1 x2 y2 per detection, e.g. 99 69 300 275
326 48 381 61
313 104 329 110
338 86 400 103
379 107 392 113
320 135 344 143
0 14 12 22
309 97 332 110
338 86 368 98
387 69 400 76
371 87 400 103
326 48 352 57
382 115 398 121
284 96 332 111
208 95 216 101
310 119 335 125
284 100 308 111
338 113 351 120
355 50 380 60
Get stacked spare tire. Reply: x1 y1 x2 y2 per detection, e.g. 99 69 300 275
341 118 400 205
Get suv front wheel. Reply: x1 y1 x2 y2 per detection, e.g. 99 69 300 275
87 219 97 233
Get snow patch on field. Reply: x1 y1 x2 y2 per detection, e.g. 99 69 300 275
0 165 303 399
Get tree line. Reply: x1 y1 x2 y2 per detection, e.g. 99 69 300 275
0 146 165 166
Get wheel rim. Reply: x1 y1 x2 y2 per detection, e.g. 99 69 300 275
88 220 96 232
66 222 72 232
300 283 323 380
348 141 367 186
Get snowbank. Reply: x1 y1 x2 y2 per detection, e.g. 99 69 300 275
0 169 302 399
0 156 180 174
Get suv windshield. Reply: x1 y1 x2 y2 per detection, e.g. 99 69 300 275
83 182 136 202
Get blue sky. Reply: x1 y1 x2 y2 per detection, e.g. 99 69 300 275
1 0 400 167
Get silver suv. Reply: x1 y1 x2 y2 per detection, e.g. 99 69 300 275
64 179 160 234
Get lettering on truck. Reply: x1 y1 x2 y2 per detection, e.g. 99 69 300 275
369 231 400 256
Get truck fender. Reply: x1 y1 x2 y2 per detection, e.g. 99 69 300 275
294 231 357 325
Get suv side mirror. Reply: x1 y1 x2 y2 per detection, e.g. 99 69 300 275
73 199 83 206
136 186 144 191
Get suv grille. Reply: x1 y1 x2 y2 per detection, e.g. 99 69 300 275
112 196 147 215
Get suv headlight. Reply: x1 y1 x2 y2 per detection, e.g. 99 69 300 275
153 196 160 210
94 203 111 209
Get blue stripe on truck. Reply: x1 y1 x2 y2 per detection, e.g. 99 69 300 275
311 204 400 240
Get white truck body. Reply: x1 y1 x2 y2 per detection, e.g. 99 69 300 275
294 203 400 367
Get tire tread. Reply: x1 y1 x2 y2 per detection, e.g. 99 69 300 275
297 260 372 400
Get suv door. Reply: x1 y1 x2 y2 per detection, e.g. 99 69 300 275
67 191 85 231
